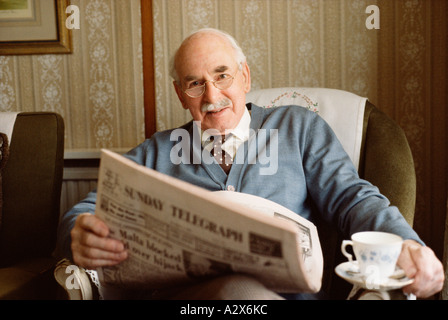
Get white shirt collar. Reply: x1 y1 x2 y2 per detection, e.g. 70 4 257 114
198 107 251 145
196 107 251 159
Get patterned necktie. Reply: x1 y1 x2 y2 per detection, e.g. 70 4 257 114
211 135 233 174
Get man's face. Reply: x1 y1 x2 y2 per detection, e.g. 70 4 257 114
173 33 251 134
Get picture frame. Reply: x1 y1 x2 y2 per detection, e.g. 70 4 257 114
0 0 72 55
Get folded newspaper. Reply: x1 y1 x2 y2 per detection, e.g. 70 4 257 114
95 149 323 293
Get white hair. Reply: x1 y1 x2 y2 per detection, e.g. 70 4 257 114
170 28 247 84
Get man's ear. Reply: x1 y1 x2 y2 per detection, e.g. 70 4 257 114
173 81 189 110
241 62 251 94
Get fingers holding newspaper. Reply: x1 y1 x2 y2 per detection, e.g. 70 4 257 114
71 213 128 269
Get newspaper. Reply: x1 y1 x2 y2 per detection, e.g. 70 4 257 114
95 149 323 294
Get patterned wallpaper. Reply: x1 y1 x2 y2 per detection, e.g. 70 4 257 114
152 0 378 131
0 0 145 150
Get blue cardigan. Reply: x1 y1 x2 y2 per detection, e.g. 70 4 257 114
57 104 420 262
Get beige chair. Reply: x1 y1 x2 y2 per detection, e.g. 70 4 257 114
0 112 64 299
55 87 416 299
247 87 416 223
247 87 415 299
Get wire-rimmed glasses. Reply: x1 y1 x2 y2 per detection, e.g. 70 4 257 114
183 68 240 98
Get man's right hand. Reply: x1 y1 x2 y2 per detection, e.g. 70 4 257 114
70 213 128 269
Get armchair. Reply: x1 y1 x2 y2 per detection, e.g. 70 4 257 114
246 87 415 226
0 112 64 299
247 87 416 299
55 87 416 300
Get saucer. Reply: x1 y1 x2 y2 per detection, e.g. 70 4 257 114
335 261 414 290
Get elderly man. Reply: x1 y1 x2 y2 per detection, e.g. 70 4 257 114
57 28 443 299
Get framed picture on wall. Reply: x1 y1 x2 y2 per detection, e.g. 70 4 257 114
0 0 72 55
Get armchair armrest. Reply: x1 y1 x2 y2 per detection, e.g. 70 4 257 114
54 259 100 300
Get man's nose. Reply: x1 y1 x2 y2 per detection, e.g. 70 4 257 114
203 81 221 103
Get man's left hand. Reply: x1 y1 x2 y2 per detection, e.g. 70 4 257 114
397 239 444 298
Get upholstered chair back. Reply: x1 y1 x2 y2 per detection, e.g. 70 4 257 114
246 88 416 298
0 112 64 299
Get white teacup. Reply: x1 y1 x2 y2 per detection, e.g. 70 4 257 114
341 231 403 285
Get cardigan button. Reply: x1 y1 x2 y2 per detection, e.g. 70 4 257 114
227 185 235 192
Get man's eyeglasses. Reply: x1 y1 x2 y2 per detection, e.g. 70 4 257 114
183 68 240 98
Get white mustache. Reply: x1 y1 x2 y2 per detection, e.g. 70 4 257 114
201 98 231 113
